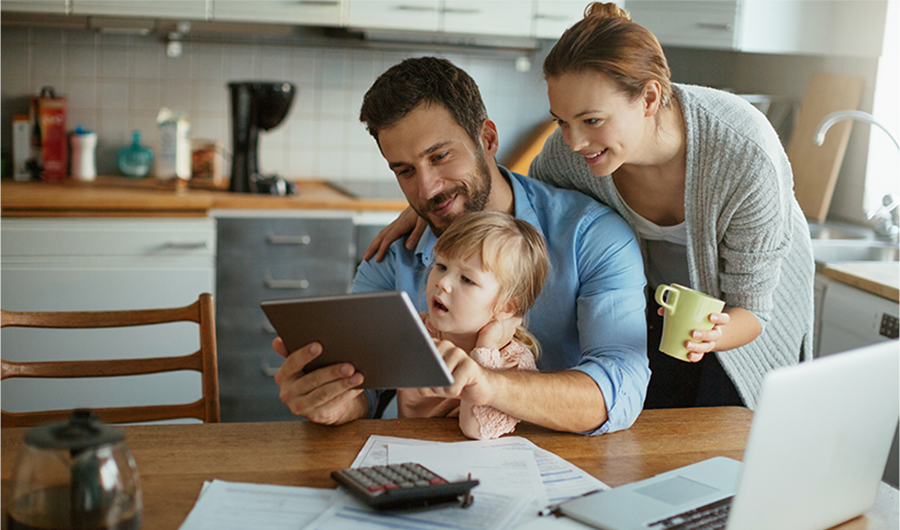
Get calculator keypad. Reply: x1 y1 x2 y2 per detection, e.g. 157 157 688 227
331 462 478 510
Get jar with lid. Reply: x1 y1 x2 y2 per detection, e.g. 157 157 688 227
5 410 142 530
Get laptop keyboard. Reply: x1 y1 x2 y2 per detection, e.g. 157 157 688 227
647 497 733 529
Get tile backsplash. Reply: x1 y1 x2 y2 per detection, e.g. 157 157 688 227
1 25 552 183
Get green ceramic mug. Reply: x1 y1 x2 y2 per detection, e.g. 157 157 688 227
654 283 725 362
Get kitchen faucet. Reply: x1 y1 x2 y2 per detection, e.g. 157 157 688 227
815 110 900 241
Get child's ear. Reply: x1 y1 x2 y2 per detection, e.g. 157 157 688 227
494 301 517 322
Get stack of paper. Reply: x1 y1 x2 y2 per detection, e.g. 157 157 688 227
178 435 608 530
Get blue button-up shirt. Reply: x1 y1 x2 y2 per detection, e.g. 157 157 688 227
353 168 649 434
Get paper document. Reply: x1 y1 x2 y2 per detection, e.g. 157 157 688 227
305 487 531 530
177 480 335 530
176 435 608 530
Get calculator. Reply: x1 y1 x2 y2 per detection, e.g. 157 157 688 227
331 463 479 511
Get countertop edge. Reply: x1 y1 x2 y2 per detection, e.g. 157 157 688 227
822 262 900 303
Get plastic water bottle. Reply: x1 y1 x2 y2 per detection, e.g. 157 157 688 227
70 125 97 181
118 130 154 178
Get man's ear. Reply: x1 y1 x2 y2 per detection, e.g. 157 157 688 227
642 80 663 118
480 119 500 157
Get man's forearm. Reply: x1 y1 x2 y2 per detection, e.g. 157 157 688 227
486 370 608 433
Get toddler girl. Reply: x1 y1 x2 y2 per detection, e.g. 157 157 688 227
398 211 549 439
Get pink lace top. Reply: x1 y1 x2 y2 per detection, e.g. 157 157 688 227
397 314 538 439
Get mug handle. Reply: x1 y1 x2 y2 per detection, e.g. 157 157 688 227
654 284 679 314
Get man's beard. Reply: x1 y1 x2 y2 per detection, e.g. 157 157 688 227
414 150 492 236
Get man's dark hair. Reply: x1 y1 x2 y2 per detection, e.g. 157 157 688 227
359 56 487 148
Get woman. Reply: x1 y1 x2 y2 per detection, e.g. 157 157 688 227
529 2 814 409
365 2 815 410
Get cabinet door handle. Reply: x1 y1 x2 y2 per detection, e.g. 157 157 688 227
442 7 480 14
696 22 733 31
265 278 310 290
534 13 568 21
396 4 439 11
267 234 311 245
164 241 210 250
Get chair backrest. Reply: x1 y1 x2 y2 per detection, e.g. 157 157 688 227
1 293 220 427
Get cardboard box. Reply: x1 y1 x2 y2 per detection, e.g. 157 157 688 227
29 87 68 181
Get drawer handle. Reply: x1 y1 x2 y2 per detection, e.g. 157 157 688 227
261 360 282 377
534 13 568 21
165 241 210 250
442 7 480 14
396 4 438 11
696 22 733 31
267 234 311 245
265 278 310 290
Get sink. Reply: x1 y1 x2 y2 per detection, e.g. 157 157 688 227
808 222 870 240
811 240 899 264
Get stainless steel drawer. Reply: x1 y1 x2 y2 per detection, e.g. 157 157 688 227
214 215 355 422
217 217 354 260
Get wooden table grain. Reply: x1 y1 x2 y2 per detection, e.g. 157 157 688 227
2 408 895 529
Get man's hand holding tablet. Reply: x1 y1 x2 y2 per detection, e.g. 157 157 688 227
264 292 455 424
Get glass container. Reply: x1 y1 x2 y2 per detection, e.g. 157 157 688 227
6 410 142 530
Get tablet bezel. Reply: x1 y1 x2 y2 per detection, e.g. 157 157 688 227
260 291 454 390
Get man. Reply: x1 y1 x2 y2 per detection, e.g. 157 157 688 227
274 57 649 434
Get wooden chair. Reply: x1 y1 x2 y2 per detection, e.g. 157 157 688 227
1 293 220 428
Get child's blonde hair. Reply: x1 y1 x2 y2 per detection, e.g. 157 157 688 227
433 211 549 358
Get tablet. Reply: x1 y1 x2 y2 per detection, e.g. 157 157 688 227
260 291 454 390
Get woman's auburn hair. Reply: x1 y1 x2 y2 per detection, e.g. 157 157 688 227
543 1 673 107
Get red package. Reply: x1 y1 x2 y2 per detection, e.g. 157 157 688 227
30 87 68 181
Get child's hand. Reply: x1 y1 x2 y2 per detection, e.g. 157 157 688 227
476 315 523 351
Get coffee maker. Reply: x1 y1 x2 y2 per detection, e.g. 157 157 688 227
228 81 295 193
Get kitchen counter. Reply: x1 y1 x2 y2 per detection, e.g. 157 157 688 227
822 262 899 303
0 177 408 217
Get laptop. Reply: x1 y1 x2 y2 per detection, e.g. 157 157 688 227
558 340 899 530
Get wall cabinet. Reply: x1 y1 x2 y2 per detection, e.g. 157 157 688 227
212 0 345 26
0 218 216 420
72 1 209 20
214 212 355 422
625 0 887 56
442 1 533 37
533 0 588 39
347 1 440 32
2 0 67 14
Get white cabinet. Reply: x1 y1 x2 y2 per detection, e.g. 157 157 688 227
348 0 554 38
442 1 532 37
533 1 589 39
817 280 899 357
626 1 739 50
212 0 345 26
624 0 887 57
72 0 209 19
0 218 216 421
1 0 68 14
348 0 440 32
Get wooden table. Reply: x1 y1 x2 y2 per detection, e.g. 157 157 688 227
2 408 896 529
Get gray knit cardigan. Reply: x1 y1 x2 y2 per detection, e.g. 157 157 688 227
529 83 815 409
